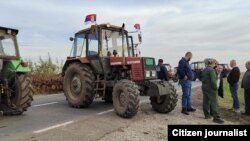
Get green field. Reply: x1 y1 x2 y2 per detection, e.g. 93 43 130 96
219 79 245 110
218 77 250 123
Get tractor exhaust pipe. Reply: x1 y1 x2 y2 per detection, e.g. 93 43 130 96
121 23 125 67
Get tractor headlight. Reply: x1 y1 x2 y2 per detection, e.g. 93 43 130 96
151 70 156 77
146 71 150 77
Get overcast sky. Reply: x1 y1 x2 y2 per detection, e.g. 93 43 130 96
1 0 249 71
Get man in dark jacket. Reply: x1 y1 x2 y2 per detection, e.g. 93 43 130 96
241 61 250 116
177 52 195 115
156 59 168 81
202 59 224 124
227 60 241 113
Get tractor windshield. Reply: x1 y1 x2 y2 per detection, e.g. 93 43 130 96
0 34 17 57
71 32 99 57
101 29 128 57
198 62 205 69
71 33 86 57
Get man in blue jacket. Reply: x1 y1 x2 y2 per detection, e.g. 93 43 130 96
177 52 196 115
241 61 250 116
156 59 169 81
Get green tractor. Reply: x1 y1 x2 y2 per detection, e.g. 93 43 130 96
0 27 33 115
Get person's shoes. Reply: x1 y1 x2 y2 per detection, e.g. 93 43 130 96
181 108 189 115
213 118 224 124
187 107 196 112
205 115 212 119
233 108 241 113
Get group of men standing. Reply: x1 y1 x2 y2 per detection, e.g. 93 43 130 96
156 51 250 124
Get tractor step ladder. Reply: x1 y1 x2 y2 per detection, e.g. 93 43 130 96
94 75 106 98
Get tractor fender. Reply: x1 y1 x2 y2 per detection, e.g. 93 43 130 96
62 58 90 76
144 80 172 97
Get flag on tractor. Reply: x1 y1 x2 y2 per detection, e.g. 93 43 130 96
134 23 140 31
85 14 96 25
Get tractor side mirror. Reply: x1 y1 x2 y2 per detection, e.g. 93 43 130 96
21 60 29 67
69 37 74 41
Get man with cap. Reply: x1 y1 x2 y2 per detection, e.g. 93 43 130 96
202 58 224 124
156 59 169 81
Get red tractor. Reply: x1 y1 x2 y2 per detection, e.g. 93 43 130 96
62 24 178 118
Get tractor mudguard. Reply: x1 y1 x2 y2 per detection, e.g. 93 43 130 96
144 80 171 97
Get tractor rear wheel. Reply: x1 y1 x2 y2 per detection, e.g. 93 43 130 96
150 82 177 113
63 63 95 108
10 73 34 113
113 80 139 118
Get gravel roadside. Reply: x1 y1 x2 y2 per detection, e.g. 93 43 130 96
99 86 237 141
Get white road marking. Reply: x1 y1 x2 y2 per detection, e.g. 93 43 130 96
32 102 59 107
33 120 74 134
97 109 114 115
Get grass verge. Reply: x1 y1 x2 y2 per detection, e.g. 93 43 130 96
218 78 250 124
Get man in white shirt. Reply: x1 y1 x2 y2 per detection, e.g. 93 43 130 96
216 65 224 98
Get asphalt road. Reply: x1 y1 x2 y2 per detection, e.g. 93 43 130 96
0 81 201 141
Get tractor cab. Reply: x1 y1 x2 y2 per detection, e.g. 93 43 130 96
67 24 135 75
0 27 20 60
69 24 131 58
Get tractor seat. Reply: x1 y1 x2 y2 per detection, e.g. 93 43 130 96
107 51 111 57
113 50 118 57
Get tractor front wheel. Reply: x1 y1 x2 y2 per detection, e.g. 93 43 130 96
63 63 95 108
150 82 177 113
113 80 139 118
10 74 34 113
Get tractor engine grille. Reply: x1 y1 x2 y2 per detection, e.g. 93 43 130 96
131 64 143 81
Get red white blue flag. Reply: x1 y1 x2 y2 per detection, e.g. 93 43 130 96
85 14 96 25
134 23 140 31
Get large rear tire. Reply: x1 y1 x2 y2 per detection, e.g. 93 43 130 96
63 63 95 108
113 80 139 118
150 82 177 113
10 74 34 113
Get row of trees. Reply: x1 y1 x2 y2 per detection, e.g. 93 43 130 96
28 54 64 94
